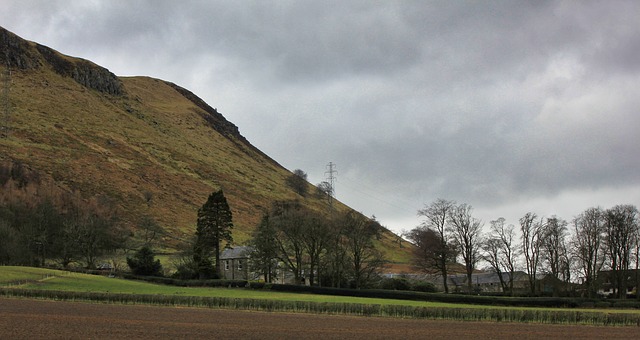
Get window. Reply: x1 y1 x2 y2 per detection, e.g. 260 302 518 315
224 260 229 271
237 260 243 271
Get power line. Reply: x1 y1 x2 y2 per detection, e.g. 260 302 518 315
340 173 420 208
338 174 419 216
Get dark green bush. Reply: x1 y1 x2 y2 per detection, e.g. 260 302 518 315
611 300 640 309
380 277 411 291
594 301 612 308
126 246 163 277
121 273 247 288
172 263 198 280
412 281 437 293
248 282 266 289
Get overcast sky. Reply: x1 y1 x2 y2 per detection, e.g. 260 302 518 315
3 1 640 235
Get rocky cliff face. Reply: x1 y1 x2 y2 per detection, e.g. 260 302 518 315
164 81 240 138
1 26 123 95
35 44 123 95
1 26 42 70
164 81 281 166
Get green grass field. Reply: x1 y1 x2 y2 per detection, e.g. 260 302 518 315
2 266 640 315
0 266 458 307
0 266 59 283
4 266 640 326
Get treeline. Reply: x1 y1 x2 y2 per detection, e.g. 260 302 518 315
0 161 127 268
408 199 640 298
157 190 390 289
249 200 386 289
0 160 390 291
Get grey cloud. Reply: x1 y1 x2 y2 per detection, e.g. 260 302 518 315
2 0 639 232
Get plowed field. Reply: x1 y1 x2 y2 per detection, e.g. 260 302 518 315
2 298 639 339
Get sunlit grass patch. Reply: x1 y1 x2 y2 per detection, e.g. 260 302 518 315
0 266 63 285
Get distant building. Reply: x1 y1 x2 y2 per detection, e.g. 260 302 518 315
448 271 530 294
219 245 309 284
220 246 253 280
596 270 640 298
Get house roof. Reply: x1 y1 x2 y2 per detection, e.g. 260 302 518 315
220 246 252 260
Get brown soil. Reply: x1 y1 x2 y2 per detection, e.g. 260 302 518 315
2 297 639 339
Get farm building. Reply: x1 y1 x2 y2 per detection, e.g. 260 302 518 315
448 271 529 294
220 246 253 280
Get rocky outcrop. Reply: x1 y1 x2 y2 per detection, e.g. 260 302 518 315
35 44 123 95
165 81 240 138
1 26 123 95
164 81 282 166
0 26 42 70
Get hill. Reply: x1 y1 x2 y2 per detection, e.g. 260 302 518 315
0 26 411 263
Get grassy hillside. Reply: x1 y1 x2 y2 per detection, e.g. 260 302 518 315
0 26 411 262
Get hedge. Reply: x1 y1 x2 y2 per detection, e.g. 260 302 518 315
2 288 640 326
80 271 640 310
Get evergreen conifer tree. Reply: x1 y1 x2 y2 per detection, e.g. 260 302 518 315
194 190 234 279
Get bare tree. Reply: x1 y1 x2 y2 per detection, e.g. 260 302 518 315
323 219 348 288
571 207 606 298
407 226 456 288
270 201 307 284
604 204 639 299
300 211 332 286
416 199 456 293
482 227 505 293
520 212 543 295
340 211 385 289
540 216 569 296
634 222 640 301
482 217 518 295
138 215 163 248
315 181 332 198
448 203 483 293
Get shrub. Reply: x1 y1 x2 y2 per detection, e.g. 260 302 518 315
594 301 612 308
126 246 163 277
172 263 198 280
248 282 266 289
122 274 248 288
380 277 411 291
378 278 436 293
611 300 640 309
412 281 437 293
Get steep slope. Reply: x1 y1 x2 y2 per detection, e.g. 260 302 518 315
0 26 411 262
